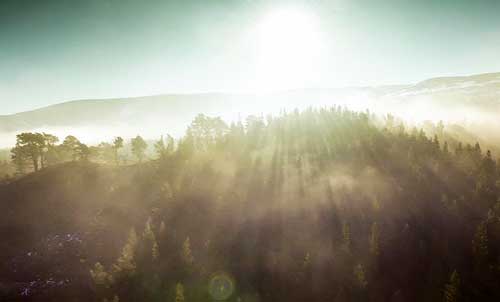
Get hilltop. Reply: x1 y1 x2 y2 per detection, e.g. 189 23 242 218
1 107 500 301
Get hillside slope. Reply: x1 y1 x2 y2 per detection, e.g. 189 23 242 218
1 107 500 301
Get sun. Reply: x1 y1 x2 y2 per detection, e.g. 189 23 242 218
253 8 323 92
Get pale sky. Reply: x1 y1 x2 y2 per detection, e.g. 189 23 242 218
1 0 500 114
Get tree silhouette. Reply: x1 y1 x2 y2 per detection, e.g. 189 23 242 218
6 107 500 302
370 222 380 257
182 237 194 267
443 270 460 302
175 283 185 302
131 135 147 162
11 132 46 172
75 142 90 161
112 137 124 165
41 133 59 168
112 228 138 277
62 135 82 161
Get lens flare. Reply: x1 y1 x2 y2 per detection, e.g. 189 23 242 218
208 272 235 300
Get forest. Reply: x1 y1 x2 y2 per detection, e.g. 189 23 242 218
1 107 500 302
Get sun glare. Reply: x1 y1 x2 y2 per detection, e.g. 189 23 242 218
253 8 323 92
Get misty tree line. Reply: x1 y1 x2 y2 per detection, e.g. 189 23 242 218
4 107 500 301
9 133 148 173
79 108 499 302
8 114 231 175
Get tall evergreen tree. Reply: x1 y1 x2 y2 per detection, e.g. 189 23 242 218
175 283 185 302
131 135 148 162
443 270 460 302
112 137 124 165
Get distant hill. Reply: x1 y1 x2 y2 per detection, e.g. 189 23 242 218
0 72 499 147
386 72 500 107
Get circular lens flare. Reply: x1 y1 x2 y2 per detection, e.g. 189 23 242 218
208 272 235 301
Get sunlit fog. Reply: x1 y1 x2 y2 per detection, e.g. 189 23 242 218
2 1 500 302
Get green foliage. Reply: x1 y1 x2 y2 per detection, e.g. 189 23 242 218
113 136 124 165
443 270 460 302
369 222 380 256
131 135 148 162
7 107 500 302
182 237 194 267
143 217 156 242
112 228 138 277
186 114 228 152
61 135 82 161
152 241 160 261
354 264 368 289
155 134 175 160
472 221 489 265
143 217 160 260
90 262 114 288
11 132 46 172
175 283 185 302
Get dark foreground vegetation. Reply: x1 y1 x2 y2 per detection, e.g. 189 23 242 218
1 107 500 302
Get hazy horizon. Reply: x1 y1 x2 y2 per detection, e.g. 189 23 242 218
2 0 500 114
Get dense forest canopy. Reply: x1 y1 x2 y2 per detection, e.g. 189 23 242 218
1 107 500 301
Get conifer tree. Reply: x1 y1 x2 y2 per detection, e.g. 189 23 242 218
443 270 460 302
354 264 368 289
143 217 156 242
112 137 124 165
131 135 148 162
90 262 113 287
472 221 488 266
113 228 138 276
152 241 160 261
175 283 185 302
370 222 380 256
182 237 194 266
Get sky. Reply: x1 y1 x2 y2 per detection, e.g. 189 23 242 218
1 0 500 114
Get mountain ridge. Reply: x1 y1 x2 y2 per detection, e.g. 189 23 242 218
1 71 499 147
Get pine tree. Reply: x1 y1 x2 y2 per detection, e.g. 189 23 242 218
152 241 160 261
175 283 185 302
112 228 138 276
354 264 368 289
112 137 124 165
443 270 460 302
90 262 113 287
475 150 497 208
472 221 488 265
131 135 148 162
143 217 156 242
370 222 380 256
182 237 194 266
